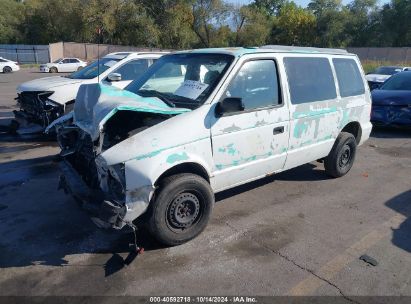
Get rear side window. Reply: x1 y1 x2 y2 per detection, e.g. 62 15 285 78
284 57 336 104
333 58 365 97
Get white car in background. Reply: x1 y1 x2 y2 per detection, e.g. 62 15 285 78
366 66 411 90
0 57 20 73
15 52 168 133
39 58 87 73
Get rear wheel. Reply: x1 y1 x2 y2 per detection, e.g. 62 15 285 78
3 66 12 73
49 67 58 73
148 173 214 246
324 132 357 178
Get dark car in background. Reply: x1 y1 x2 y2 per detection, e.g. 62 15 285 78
371 71 411 127
366 66 410 90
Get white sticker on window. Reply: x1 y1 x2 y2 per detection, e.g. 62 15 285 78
174 80 208 100
104 60 117 68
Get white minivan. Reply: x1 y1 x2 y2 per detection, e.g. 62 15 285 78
14 51 167 132
53 46 372 246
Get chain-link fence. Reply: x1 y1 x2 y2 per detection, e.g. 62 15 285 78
0 44 50 64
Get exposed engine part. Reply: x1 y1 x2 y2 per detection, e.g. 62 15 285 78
102 111 169 151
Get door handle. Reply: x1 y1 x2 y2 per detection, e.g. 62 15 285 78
273 126 284 135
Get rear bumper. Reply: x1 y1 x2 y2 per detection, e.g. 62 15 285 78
58 160 127 229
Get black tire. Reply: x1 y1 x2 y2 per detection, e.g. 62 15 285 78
148 173 214 246
77 66 83 71
50 67 58 73
324 132 357 178
3 66 12 73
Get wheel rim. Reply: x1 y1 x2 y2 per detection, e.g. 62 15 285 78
338 144 352 169
167 192 201 231
4 67 11 73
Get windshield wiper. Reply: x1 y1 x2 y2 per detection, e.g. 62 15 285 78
136 90 175 108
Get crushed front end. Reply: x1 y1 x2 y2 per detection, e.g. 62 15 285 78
14 91 73 131
56 124 129 229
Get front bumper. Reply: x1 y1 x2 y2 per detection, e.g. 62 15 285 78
15 91 63 128
371 105 411 127
58 160 127 229
39 66 49 72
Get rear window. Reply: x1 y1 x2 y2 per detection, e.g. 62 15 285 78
284 57 337 104
333 58 365 97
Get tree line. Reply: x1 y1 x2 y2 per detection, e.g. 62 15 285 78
1 0 410 49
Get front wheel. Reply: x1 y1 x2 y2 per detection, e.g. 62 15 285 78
324 132 357 178
148 173 214 246
3 66 12 73
49 67 58 73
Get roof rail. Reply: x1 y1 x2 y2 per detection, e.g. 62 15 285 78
260 45 348 55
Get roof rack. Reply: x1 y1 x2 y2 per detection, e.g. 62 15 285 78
260 45 348 55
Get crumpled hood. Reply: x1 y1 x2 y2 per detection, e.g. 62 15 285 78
17 76 84 92
371 89 411 106
365 74 391 83
74 83 191 141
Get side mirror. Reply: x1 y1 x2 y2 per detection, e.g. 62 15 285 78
215 97 244 117
107 73 122 82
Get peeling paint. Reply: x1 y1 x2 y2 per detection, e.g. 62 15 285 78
167 152 189 164
222 123 242 133
218 143 238 156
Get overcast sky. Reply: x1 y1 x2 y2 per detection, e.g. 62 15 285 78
226 0 389 8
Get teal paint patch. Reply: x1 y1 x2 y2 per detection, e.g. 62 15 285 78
132 136 209 163
215 151 273 170
293 107 337 119
167 152 189 164
135 150 162 160
281 147 287 153
300 139 313 146
293 121 309 138
218 143 238 156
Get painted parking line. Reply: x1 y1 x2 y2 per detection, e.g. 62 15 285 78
288 214 405 296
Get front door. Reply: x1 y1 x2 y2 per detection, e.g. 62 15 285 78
210 58 290 192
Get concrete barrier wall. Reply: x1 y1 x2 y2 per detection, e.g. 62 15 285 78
347 47 411 62
49 42 170 62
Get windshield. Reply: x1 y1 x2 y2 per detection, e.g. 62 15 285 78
125 53 234 109
53 58 62 63
380 72 411 90
67 57 120 79
374 66 402 75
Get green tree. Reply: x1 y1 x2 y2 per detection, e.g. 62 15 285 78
308 0 351 47
232 5 272 46
191 0 232 47
270 2 317 46
0 0 24 43
251 0 286 16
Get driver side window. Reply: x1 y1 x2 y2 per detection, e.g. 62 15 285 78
225 60 281 110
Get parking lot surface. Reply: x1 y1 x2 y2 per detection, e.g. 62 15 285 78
0 69 410 299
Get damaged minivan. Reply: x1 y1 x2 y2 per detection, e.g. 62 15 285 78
51 46 372 246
